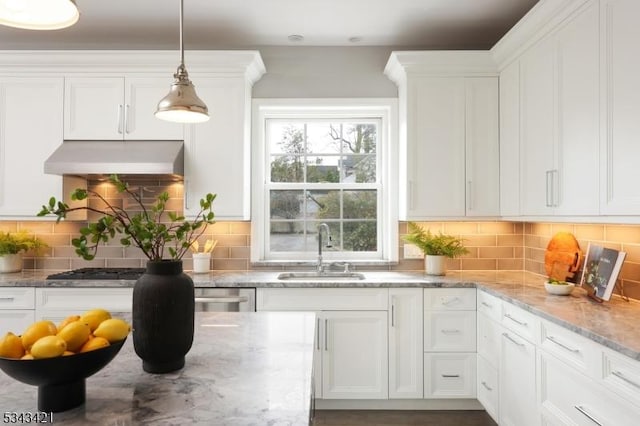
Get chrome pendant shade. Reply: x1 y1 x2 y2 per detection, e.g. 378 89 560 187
156 0 209 124
0 0 79 30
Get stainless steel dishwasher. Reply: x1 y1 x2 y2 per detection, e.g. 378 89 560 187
194 288 256 312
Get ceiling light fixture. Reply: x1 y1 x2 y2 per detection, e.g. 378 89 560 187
155 0 209 124
0 0 79 30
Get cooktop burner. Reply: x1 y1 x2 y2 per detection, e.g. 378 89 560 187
46 267 145 280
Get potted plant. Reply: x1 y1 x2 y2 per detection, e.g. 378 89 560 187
38 174 216 374
0 231 46 273
402 222 469 275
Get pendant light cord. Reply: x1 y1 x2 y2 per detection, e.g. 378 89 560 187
179 0 185 67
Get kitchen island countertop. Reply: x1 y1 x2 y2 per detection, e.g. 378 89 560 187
0 311 315 425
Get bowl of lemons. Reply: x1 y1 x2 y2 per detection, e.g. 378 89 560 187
0 309 130 412
544 278 576 296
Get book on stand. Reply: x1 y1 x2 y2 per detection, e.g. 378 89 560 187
579 243 626 302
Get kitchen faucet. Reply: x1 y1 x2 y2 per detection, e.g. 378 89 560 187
317 223 332 273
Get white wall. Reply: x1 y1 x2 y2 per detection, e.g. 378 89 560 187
253 46 398 98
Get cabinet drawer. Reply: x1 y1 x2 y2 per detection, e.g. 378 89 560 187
424 311 476 352
477 312 502 368
0 287 35 310
540 319 601 377
477 290 502 322
257 288 388 311
424 353 476 399
36 288 133 313
477 355 499 423
602 348 640 408
501 302 538 343
0 310 35 335
424 288 476 310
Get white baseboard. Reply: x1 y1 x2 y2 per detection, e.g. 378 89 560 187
315 398 484 410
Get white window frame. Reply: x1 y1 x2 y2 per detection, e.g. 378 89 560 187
251 98 398 264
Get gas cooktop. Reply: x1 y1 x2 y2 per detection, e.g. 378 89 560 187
46 267 145 280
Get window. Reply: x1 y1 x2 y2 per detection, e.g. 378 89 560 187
252 99 398 263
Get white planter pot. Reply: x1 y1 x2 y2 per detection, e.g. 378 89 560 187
425 255 447 276
0 253 23 273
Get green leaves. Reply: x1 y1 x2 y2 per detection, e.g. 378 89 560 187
402 222 469 258
37 174 217 262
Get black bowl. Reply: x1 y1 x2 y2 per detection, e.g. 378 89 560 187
0 338 126 412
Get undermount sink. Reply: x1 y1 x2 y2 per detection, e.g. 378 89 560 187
277 271 366 280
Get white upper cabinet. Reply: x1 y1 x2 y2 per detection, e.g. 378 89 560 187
0 77 63 218
465 77 499 217
499 61 520 217
183 76 251 219
384 52 499 219
64 76 184 140
600 0 640 214
519 1 600 216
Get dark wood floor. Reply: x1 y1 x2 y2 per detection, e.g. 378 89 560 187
313 410 498 426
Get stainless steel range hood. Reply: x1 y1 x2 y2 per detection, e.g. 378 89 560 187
44 140 184 177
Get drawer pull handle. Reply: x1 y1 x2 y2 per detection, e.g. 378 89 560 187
481 381 493 391
505 313 528 326
0 297 16 301
324 319 328 351
547 335 580 353
612 370 640 389
316 318 320 351
481 301 492 308
442 297 461 306
442 374 460 378
574 405 603 426
503 332 525 347
441 329 461 334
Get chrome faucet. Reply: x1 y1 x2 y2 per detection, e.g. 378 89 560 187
317 223 332 273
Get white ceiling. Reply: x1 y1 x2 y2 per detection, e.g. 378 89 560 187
0 0 539 50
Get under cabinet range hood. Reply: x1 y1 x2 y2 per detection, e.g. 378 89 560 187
44 140 184 177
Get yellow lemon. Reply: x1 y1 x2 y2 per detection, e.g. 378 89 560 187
93 318 130 343
79 336 110 353
30 335 67 359
21 320 57 351
21 353 34 360
57 321 91 352
0 332 25 359
58 315 81 331
80 309 112 332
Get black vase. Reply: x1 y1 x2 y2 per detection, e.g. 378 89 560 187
133 260 194 374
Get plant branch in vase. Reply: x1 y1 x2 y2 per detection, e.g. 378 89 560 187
38 174 217 374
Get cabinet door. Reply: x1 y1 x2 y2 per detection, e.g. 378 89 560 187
124 77 184 140
500 330 538 426
0 77 63 217
499 61 521 216
0 310 35 336
406 77 466 217
554 1 600 215
465 77 499 216
600 0 640 214
477 355 499 423
389 288 423 399
520 35 555 216
184 77 249 219
64 77 124 140
322 310 388 399
477 312 502 369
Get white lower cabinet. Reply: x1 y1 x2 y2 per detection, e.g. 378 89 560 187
500 328 538 426
35 287 133 323
477 355 499 422
319 310 388 399
0 288 35 335
389 288 423 399
256 288 390 400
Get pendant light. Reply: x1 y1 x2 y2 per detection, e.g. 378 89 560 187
155 0 209 124
0 0 79 30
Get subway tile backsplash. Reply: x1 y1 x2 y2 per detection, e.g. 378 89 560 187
3 178 640 299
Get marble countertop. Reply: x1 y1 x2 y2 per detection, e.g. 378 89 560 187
0 312 315 425
3 269 640 361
